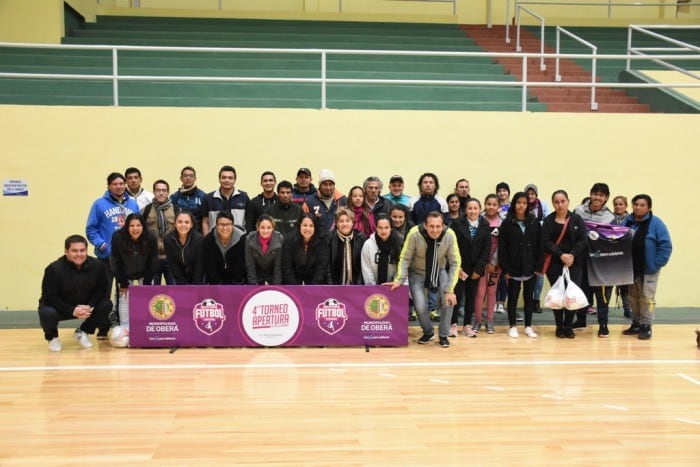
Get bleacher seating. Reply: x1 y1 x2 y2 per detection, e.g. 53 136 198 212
0 16 546 111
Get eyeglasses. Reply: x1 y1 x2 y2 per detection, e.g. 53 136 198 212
154 188 169 193
217 223 233 228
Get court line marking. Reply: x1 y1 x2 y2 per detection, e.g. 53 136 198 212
676 418 700 426
604 404 629 411
0 359 697 373
677 373 700 386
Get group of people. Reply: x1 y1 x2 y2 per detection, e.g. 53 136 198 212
38 165 673 350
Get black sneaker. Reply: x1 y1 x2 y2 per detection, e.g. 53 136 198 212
638 324 652 340
417 333 435 345
555 327 566 338
623 308 632 318
598 325 610 338
622 322 641 335
572 320 587 330
96 329 109 341
564 327 576 339
439 337 450 348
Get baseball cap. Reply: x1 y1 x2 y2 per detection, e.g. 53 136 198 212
389 175 404 184
297 167 311 177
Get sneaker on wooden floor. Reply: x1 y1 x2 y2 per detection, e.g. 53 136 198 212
486 322 495 334
508 327 519 338
448 324 458 338
473 321 482 333
417 333 435 345
524 326 538 338
439 336 450 348
48 337 61 352
73 329 93 349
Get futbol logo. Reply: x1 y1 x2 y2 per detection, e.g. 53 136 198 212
316 298 348 336
193 298 226 336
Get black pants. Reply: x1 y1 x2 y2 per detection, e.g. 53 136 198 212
452 277 479 326
38 299 112 341
507 276 535 327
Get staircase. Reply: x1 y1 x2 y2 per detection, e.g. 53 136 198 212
461 25 650 113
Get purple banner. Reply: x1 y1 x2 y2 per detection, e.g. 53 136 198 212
129 285 408 348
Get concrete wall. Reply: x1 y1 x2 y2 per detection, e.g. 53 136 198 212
0 105 695 310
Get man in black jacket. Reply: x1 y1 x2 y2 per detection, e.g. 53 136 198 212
38 235 112 351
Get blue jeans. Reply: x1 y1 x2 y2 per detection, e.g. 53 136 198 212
409 269 452 338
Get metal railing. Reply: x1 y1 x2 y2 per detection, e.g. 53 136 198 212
127 0 459 15
516 6 547 71
555 26 598 109
627 24 700 81
1 42 699 111
505 1 700 45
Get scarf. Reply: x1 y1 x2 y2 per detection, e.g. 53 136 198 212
420 225 444 291
468 218 479 237
337 230 355 285
259 234 271 255
529 198 544 221
154 200 173 235
352 205 375 236
374 232 400 284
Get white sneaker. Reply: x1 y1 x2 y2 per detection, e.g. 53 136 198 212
73 330 93 349
524 326 538 338
508 327 519 338
495 304 506 314
48 337 61 352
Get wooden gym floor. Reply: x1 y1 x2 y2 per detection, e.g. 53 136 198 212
0 324 698 465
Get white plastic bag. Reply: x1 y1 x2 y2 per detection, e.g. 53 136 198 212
564 268 589 310
544 270 566 309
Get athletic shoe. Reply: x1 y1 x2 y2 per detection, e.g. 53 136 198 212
572 321 587 330
73 329 93 349
486 322 495 334
409 310 418 321
429 310 440 322
555 327 566 338
448 324 458 338
524 326 538 338
587 306 597 315
623 308 632 318
495 304 506 314
564 327 576 339
533 300 542 313
473 321 482 333
439 337 450 348
622 322 641 335
638 324 652 340
48 338 61 352
508 327 519 338
96 329 109 341
417 333 435 345
516 313 523 322
598 325 610 338
462 325 477 338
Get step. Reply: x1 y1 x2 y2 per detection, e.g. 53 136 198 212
546 102 650 112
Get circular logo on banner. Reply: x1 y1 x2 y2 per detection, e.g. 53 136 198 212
240 289 301 346
148 294 176 321
364 294 390 320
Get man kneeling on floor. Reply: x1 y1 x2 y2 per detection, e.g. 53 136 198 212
388 211 460 348
38 235 112 351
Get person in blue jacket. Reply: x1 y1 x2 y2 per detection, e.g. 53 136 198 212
85 172 139 337
621 194 672 340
